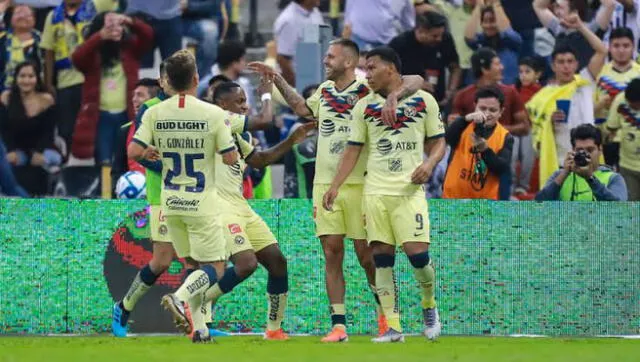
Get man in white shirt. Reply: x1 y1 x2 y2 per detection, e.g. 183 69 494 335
274 0 324 86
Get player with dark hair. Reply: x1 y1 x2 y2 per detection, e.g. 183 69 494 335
188 80 314 341
250 39 425 342
323 46 446 343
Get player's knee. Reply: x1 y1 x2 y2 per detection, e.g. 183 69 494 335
322 241 344 263
234 253 258 278
408 251 430 269
357 253 375 271
373 253 395 268
267 252 287 277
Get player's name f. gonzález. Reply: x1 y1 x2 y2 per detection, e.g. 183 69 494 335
155 120 209 131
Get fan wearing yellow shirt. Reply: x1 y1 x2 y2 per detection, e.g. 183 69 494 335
323 47 446 343
606 78 640 201
128 50 238 341
249 38 424 342
594 27 640 166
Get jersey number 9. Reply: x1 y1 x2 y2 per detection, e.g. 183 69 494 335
163 152 205 193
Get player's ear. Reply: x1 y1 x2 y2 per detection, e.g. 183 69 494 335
192 73 199 88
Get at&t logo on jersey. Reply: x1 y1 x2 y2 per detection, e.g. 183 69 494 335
320 119 335 136
376 138 418 156
377 138 392 155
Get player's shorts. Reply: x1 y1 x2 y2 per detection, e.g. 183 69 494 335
164 214 226 262
363 194 430 246
149 205 171 243
223 205 277 257
312 183 366 240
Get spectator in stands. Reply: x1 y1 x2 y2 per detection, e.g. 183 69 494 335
126 0 179 69
451 48 529 137
0 4 43 92
430 0 475 85
603 0 640 52
0 61 58 196
606 78 640 201
199 41 254 112
500 0 541 58
527 14 606 188
512 57 542 195
464 1 522 85
594 27 640 167
389 11 461 106
181 0 220 78
14 0 59 31
0 139 29 197
274 0 324 85
41 0 95 153
70 12 153 167
343 0 415 52
533 0 614 69
443 86 514 200
111 77 160 190
536 124 627 201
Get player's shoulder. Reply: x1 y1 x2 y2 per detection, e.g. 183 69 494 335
411 89 438 104
317 79 335 91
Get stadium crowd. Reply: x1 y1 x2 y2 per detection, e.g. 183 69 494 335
0 0 638 202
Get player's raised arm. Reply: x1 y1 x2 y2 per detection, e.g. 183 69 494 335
248 62 313 119
246 122 315 168
246 76 275 131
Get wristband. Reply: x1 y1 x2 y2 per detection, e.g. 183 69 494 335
261 93 272 102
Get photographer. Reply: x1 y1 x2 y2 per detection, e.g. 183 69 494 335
443 86 514 200
535 124 627 201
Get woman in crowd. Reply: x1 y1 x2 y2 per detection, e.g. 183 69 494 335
0 61 58 196
0 5 43 92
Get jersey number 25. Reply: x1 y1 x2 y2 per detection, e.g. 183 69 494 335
163 152 205 193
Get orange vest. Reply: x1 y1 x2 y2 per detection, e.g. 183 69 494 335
443 123 509 200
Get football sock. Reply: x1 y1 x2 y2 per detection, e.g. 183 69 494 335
373 254 401 332
408 252 436 309
175 264 218 302
122 264 159 311
369 283 383 317
330 304 346 330
203 266 242 303
266 274 288 331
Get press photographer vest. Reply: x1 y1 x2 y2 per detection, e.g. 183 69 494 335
558 170 614 201
443 122 508 200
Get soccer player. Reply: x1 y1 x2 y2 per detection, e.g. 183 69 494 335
249 39 424 341
128 50 238 339
112 60 274 338
185 81 315 341
323 47 446 343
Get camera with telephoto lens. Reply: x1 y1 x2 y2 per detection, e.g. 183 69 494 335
573 149 591 168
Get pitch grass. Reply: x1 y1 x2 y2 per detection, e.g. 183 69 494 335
0 336 638 362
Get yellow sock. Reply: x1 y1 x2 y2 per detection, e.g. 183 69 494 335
203 284 224 304
330 303 346 330
413 262 436 309
266 293 287 331
375 267 401 332
369 284 383 317
189 293 207 332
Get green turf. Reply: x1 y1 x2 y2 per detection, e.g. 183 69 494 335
0 336 638 362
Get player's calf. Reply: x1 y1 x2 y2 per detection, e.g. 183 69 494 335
354 238 387 336
257 245 289 340
406 247 441 341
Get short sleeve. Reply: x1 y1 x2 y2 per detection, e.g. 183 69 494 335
606 94 624 130
507 86 525 113
275 21 298 57
305 84 323 119
235 133 256 159
40 12 55 50
423 93 445 138
216 118 236 154
347 99 367 145
225 111 248 134
132 107 154 147
444 33 459 65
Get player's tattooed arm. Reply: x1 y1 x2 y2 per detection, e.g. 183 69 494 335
382 75 424 125
248 61 313 119
246 122 315 168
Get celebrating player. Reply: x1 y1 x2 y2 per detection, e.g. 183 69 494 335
112 59 274 338
128 50 238 339
249 39 423 342
323 47 446 343
184 81 315 341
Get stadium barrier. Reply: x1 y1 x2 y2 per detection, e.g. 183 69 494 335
0 199 638 336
